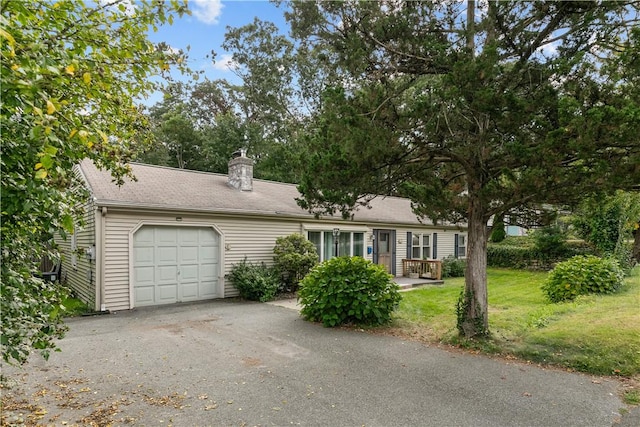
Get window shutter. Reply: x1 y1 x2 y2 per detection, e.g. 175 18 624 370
432 233 438 259
372 230 379 264
406 232 412 259
454 233 459 258
391 230 396 275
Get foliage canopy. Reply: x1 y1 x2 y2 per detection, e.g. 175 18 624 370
284 1 640 336
1 0 189 363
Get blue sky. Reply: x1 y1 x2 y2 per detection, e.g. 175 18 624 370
143 0 288 105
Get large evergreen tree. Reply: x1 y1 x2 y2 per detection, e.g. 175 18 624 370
286 1 640 336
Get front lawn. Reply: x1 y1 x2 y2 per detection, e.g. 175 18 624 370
391 267 640 377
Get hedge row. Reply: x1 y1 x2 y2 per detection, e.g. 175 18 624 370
487 241 595 270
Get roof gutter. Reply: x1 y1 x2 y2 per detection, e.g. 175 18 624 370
93 199 466 229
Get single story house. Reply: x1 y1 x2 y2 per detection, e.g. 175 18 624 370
61 153 467 312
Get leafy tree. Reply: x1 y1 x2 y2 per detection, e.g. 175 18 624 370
573 191 640 270
284 1 640 337
155 109 204 170
1 0 189 363
141 78 305 182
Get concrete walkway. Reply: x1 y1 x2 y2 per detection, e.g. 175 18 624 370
1 299 630 426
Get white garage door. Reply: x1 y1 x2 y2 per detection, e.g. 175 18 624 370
133 226 220 307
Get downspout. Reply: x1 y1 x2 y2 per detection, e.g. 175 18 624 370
99 206 107 312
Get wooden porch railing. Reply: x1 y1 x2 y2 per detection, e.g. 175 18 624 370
402 259 442 280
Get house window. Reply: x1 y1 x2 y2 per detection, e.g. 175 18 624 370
410 233 431 259
308 231 365 261
456 234 467 258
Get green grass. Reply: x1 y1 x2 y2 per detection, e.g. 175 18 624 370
60 296 90 317
392 267 640 377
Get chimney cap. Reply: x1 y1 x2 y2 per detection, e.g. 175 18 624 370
231 148 247 159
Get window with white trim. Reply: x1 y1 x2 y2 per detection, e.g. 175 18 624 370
411 233 431 259
307 231 365 261
457 234 466 258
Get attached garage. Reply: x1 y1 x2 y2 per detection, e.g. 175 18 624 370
133 225 221 307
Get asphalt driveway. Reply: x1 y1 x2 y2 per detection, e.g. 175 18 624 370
1 299 631 426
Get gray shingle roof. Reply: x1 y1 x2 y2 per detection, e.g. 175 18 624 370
79 159 451 227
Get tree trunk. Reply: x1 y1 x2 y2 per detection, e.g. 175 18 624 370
459 194 489 338
633 221 640 265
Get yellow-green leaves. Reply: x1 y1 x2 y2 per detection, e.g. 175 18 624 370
34 145 58 179
0 27 14 44
46 100 56 115
34 168 47 179
2 0 190 365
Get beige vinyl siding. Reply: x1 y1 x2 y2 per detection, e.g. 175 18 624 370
438 232 457 259
103 213 136 310
100 208 467 310
102 210 303 310
59 199 97 307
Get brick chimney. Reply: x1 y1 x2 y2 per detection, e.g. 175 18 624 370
227 149 253 191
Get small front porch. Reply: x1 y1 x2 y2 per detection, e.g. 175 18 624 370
395 275 444 291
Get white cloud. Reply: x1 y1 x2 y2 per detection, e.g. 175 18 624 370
538 41 558 57
211 53 237 71
191 0 224 25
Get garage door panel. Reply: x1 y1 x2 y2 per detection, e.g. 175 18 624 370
157 247 178 264
156 228 178 244
180 246 198 263
135 286 156 306
135 227 155 244
179 228 199 244
199 246 217 262
199 263 216 281
180 264 198 281
134 247 154 264
199 281 217 298
135 266 155 283
157 284 178 303
181 283 199 300
157 265 177 284
133 226 220 307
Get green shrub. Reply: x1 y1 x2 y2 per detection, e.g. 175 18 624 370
298 256 401 327
542 255 624 303
532 226 569 260
228 258 280 302
487 245 538 269
273 233 319 292
490 217 507 243
442 256 466 278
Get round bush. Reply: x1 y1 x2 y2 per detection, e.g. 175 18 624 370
298 256 401 327
542 255 624 303
273 233 319 292
441 255 466 278
228 258 280 302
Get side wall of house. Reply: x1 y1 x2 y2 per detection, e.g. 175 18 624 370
58 199 97 308
100 209 467 311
